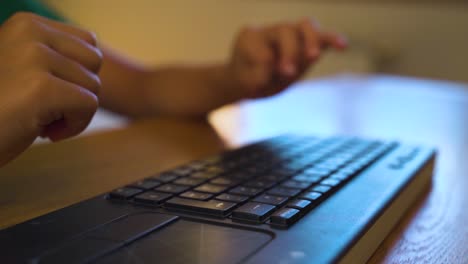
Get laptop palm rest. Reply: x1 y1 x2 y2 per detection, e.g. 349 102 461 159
38 212 273 264
96 218 273 264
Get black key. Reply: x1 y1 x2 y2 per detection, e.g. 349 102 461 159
191 171 220 180
150 172 179 183
129 179 161 190
280 180 312 190
173 177 205 186
303 167 333 177
267 186 301 197
229 186 263 197
165 198 236 217
292 174 322 184
205 166 226 175
274 168 299 177
194 184 229 194
320 178 341 187
232 202 276 223
287 199 313 210
225 171 252 180
186 161 206 171
154 184 190 194
171 166 193 176
329 172 352 181
179 191 213 200
338 166 358 176
108 187 142 199
210 177 240 186
270 208 301 227
310 185 332 194
215 193 249 203
253 194 288 206
300 191 322 201
244 179 276 189
134 191 173 205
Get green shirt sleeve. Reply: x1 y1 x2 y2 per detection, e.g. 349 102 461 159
0 0 65 24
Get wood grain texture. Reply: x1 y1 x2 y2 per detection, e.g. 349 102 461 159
0 75 467 263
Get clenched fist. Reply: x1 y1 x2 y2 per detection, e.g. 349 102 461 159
0 12 102 166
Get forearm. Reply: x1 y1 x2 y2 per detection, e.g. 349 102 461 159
99 49 241 118
140 64 243 118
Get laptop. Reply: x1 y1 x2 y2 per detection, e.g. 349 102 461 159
0 134 435 264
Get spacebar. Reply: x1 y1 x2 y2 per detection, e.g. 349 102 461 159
165 197 236 217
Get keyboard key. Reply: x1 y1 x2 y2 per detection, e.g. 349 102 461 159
270 208 301 227
310 185 332 194
300 191 322 201
134 191 173 205
150 173 179 183
129 180 161 190
173 177 205 186
244 179 276 189
229 186 263 197
329 172 352 181
253 194 288 206
287 199 312 210
303 167 333 177
280 180 312 190
191 171 220 180
225 172 252 180
171 166 193 176
165 198 236 217
108 187 142 199
320 178 341 187
194 184 229 194
215 193 249 203
209 177 240 186
292 174 322 184
267 186 301 197
232 202 276 223
155 184 190 194
179 191 213 200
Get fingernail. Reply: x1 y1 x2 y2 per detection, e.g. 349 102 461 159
282 63 296 76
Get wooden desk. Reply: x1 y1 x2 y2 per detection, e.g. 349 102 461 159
1 75 467 263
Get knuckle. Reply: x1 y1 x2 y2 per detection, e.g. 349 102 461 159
7 12 41 34
22 41 49 63
80 30 98 46
27 71 52 97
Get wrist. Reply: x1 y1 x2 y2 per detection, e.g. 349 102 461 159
215 63 244 104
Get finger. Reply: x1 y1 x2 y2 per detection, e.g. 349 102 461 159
266 25 300 77
235 27 275 97
39 75 98 141
43 25 103 73
298 18 322 61
25 12 98 47
39 43 101 95
320 31 348 51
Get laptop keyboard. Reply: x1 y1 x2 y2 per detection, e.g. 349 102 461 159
107 135 397 228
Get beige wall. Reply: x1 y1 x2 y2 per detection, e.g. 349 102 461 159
44 0 468 83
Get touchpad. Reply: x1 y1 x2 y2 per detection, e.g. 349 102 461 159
96 219 273 264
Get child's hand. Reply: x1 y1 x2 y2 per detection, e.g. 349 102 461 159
0 12 102 166
228 18 347 98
